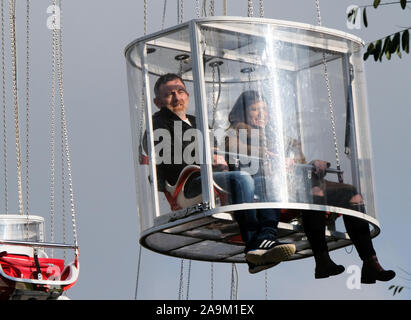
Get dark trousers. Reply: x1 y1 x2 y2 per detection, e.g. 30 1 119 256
185 171 280 252
302 180 376 260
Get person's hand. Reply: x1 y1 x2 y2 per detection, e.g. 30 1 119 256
212 153 228 171
311 160 330 178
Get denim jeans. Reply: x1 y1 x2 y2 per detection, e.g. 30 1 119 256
185 170 280 252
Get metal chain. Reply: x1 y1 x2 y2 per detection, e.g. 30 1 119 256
210 262 214 300
195 0 200 18
134 245 142 299
161 0 167 29
211 65 216 128
50 0 58 254
178 0 184 24
144 0 147 35
259 0 264 18
55 0 78 247
314 0 322 26
230 263 238 300
25 0 30 215
178 259 184 300
9 0 24 216
209 0 214 16
1 0 8 214
314 0 342 178
185 259 191 300
248 0 254 17
58 0 67 257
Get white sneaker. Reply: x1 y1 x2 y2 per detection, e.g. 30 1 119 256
246 240 296 265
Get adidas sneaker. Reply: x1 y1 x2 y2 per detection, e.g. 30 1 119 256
246 240 296 265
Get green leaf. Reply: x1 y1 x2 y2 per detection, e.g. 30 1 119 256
402 29 409 53
363 7 368 27
390 33 400 54
401 0 407 9
397 45 402 58
383 36 392 60
373 0 381 8
394 286 399 295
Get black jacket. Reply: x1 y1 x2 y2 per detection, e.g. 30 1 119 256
148 107 198 189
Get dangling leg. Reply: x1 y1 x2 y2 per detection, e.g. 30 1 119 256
302 189 344 279
344 195 395 283
212 171 260 253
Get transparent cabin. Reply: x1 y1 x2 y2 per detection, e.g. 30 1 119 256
125 17 379 262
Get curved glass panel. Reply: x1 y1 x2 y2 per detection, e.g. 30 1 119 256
125 18 378 248
0 215 45 242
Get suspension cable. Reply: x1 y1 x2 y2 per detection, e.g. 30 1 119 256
248 0 254 17
161 0 167 30
314 0 343 182
134 244 142 299
25 0 30 215
50 0 57 253
210 262 214 300
178 259 184 300
1 0 7 214
185 259 191 300
9 0 24 216
55 0 78 247
230 263 239 300
259 0 264 18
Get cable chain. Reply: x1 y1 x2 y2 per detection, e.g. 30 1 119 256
9 0 24 216
179 0 183 24
25 0 30 215
248 0 254 17
195 0 200 18
58 0 67 259
53 0 78 247
1 0 8 214
210 262 214 300
178 259 184 300
144 0 147 35
185 259 191 300
209 0 214 16
314 0 342 176
50 0 58 255
259 0 264 17
161 0 167 29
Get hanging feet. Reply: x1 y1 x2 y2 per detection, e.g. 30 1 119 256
361 255 396 284
245 239 296 269
314 251 345 279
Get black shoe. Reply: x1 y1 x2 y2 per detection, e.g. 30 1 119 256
246 240 296 265
361 255 396 284
314 251 345 279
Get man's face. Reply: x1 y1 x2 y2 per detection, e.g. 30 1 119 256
154 79 189 119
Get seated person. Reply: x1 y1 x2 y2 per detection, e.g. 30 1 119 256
147 73 296 274
226 90 395 283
